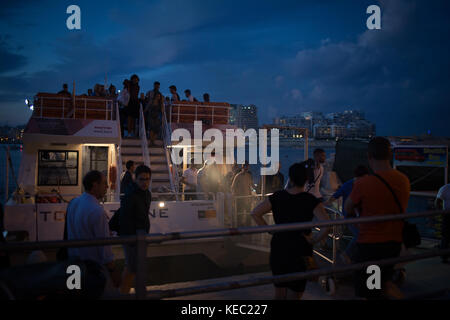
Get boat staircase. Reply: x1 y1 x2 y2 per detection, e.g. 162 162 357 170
119 104 179 195
120 138 175 192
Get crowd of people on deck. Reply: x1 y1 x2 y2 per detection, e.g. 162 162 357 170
56 76 212 145
115 76 211 143
57 82 119 98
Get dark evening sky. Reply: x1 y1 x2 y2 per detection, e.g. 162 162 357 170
0 0 449 136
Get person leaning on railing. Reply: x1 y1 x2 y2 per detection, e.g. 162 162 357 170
57 83 71 97
184 89 197 102
169 85 180 102
251 162 330 300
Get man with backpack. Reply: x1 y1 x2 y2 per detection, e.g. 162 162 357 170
116 165 152 294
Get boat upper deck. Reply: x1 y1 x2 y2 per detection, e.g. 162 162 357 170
31 93 232 124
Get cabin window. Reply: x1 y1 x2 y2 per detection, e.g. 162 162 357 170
88 147 108 174
38 150 79 186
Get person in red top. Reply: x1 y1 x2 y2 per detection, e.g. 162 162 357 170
345 137 410 299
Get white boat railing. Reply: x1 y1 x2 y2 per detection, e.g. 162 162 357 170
7 189 218 205
33 95 115 121
169 102 230 125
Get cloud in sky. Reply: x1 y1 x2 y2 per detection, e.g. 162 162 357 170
279 0 450 135
0 38 27 74
0 0 449 136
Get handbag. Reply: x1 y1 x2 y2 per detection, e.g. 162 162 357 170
372 173 421 248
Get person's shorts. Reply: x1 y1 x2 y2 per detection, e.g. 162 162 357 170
270 246 310 292
123 245 137 273
126 100 139 118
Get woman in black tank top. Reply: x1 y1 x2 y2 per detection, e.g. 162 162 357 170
251 162 330 300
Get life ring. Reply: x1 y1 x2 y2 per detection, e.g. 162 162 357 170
109 165 117 190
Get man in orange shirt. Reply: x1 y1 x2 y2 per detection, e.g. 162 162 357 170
345 137 410 299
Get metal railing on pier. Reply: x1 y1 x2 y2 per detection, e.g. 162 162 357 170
1 209 449 300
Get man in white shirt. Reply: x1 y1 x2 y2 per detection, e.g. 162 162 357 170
169 85 180 102
305 148 326 201
66 170 120 287
184 89 197 102
436 183 450 263
181 159 198 200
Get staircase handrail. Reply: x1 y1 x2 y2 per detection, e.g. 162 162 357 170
139 103 152 189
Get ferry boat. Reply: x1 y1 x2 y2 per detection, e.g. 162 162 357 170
3 91 274 269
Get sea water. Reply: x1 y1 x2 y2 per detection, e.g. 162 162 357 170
0 145 22 204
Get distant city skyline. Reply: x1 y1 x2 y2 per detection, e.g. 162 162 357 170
273 110 375 139
230 104 259 131
1 1 449 136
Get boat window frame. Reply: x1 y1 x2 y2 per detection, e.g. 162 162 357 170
37 149 79 186
87 146 109 176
